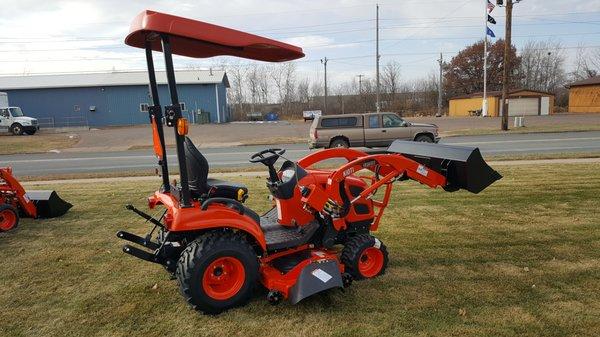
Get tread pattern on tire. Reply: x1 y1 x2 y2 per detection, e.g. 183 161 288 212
176 230 258 314
340 234 388 280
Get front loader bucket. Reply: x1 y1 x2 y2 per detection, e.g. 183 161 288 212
387 140 502 194
26 190 73 218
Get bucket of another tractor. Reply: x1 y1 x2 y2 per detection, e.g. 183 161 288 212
388 140 502 194
26 190 73 218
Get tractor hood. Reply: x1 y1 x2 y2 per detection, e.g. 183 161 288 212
387 140 502 194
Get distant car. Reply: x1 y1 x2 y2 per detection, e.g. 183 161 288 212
0 107 39 135
309 112 439 149
303 110 322 121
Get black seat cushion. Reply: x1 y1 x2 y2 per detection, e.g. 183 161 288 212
184 137 248 201
207 178 248 201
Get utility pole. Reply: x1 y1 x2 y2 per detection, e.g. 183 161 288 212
498 0 519 131
357 74 365 112
357 74 364 95
483 0 489 117
375 4 381 112
437 53 443 117
321 57 328 114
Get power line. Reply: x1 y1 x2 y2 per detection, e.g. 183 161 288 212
2 43 597 64
3 10 600 43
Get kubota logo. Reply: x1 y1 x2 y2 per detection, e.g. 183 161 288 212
362 160 377 168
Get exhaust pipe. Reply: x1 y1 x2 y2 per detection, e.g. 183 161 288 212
387 140 502 194
26 190 73 218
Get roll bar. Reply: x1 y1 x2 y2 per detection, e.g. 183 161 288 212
130 10 305 208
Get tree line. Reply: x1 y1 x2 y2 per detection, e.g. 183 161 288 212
219 40 599 120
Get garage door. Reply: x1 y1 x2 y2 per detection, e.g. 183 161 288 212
508 98 539 116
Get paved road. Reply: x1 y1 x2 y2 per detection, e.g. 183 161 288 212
2 131 599 177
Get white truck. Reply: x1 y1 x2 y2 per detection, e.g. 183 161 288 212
0 92 39 135
302 110 322 122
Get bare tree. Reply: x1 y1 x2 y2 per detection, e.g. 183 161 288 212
519 40 566 93
270 62 297 115
297 78 310 106
572 46 600 80
381 61 401 95
226 62 247 120
246 64 260 113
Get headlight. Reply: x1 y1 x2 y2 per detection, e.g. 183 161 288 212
281 169 295 183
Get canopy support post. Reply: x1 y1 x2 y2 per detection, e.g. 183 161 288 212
161 34 192 208
144 41 170 193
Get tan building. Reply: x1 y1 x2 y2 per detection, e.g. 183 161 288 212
568 76 600 113
448 89 555 117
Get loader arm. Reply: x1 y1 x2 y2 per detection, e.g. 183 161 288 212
298 154 448 232
0 167 37 218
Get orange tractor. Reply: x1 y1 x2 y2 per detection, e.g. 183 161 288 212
117 10 501 314
0 167 72 232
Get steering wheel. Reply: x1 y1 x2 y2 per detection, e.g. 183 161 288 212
249 148 286 165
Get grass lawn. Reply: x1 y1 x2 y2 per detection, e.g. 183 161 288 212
1 163 599 337
442 124 600 137
0 133 79 155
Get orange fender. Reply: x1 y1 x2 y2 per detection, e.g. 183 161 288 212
148 192 266 251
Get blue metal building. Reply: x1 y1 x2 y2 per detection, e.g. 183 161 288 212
0 70 229 127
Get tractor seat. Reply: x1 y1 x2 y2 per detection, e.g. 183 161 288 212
184 137 248 202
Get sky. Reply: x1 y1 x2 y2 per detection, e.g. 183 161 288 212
1 0 599 87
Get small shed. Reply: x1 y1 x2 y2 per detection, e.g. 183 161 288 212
568 76 600 113
449 89 555 117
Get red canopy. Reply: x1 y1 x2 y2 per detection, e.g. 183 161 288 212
125 10 304 62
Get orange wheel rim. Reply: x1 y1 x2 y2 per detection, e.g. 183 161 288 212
0 209 16 231
358 247 384 278
202 256 246 300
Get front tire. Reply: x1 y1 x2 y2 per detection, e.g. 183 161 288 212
0 204 19 232
10 124 23 136
415 134 433 143
330 138 349 148
25 130 36 135
341 234 388 280
176 231 259 314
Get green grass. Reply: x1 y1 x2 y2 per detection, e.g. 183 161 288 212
1 163 599 337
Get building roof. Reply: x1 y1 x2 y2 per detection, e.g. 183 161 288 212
0 70 229 90
450 88 555 100
568 75 600 88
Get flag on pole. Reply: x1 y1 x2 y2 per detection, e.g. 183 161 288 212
487 15 496 24
487 27 496 38
487 0 495 13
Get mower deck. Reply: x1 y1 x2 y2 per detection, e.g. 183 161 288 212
260 208 320 251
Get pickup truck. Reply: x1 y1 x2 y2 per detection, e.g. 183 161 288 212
309 112 439 149
0 107 39 135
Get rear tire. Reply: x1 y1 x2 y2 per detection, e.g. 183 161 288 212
341 234 388 280
330 138 349 148
0 204 19 232
415 134 433 143
176 231 259 314
10 124 23 136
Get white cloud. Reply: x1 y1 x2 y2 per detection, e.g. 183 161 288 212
0 0 598 81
